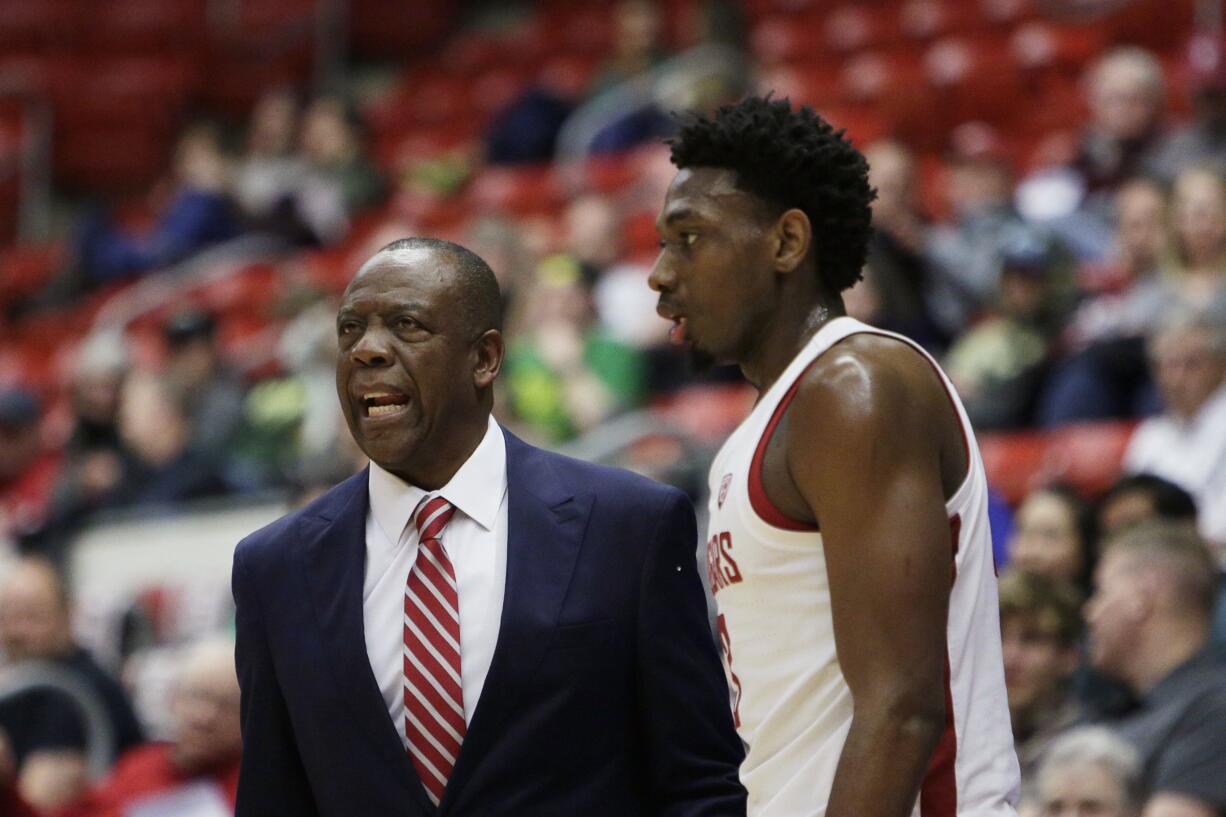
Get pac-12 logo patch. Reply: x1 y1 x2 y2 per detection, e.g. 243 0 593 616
717 473 732 508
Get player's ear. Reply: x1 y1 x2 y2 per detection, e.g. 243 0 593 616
773 208 812 275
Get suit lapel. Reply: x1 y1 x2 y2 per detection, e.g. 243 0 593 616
440 431 592 813
301 469 434 815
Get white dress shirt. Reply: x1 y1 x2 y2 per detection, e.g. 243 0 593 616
1123 383 1226 548
363 416 508 741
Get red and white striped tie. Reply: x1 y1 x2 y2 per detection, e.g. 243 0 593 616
403 495 464 807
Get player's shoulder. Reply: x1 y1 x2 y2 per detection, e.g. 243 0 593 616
792 330 947 433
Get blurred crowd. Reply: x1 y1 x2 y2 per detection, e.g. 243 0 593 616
2 0 1226 815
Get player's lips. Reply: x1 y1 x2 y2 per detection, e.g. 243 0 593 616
656 303 691 346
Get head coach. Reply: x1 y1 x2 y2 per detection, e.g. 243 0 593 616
230 237 746 817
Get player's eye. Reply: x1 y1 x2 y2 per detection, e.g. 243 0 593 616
682 232 698 247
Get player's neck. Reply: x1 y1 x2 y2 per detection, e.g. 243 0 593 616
740 295 844 393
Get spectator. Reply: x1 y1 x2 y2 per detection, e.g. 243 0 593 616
46 639 240 817
945 229 1069 429
293 96 384 245
1005 485 1095 591
1030 727 1143 817
160 311 245 480
0 557 143 810
1122 311 1226 547
998 570 1084 784
29 335 129 559
588 0 670 98
109 372 227 509
1076 48 1168 200
503 255 645 443
75 125 241 286
1086 522 1226 816
0 389 57 550
233 89 314 246
1166 168 1226 313
924 122 1033 337
1039 179 1171 426
1098 474 1198 541
857 140 943 351
1148 33 1226 184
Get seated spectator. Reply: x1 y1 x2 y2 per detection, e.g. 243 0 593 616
1166 168 1226 313
856 140 943 352
1098 474 1198 540
1086 522 1226 816
502 255 645 443
1122 311 1226 547
107 372 227 510
1039 179 1171 426
999 570 1084 784
0 558 143 810
945 230 1069 429
1076 48 1169 203
1019 48 1169 261
75 125 241 286
28 335 129 559
0 389 57 550
924 122 1034 337
160 311 246 486
1005 485 1096 592
46 639 240 817
293 97 384 245
1029 727 1143 817
1148 33 1226 184
233 89 314 246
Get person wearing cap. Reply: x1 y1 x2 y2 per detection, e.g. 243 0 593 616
161 310 247 487
943 225 1069 429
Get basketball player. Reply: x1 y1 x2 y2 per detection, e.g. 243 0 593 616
649 96 1020 817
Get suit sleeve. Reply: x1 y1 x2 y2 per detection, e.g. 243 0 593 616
232 544 322 817
636 490 747 817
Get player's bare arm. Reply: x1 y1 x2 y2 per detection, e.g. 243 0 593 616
770 334 968 817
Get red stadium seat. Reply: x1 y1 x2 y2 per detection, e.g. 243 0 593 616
0 0 78 51
468 164 566 217
979 421 1137 505
823 6 899 55
751 15 823 65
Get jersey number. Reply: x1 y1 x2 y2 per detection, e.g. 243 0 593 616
716 613 742 728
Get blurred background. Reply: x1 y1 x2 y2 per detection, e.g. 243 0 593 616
1 0 1226 815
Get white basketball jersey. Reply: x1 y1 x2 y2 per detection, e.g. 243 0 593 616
705 317 1020 817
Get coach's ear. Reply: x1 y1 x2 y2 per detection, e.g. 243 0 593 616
773 208 812 275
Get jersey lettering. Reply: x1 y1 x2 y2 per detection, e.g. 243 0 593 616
706 531 743 594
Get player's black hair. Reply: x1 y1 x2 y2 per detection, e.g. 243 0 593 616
376 237 503 336
667 95 876 293
1100 473 1198 522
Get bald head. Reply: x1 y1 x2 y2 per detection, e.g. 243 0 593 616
353 238 502 339
0 557 73 660
170 638 242 772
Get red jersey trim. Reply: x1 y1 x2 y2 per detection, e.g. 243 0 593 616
748 360 821 532
921 513 962 817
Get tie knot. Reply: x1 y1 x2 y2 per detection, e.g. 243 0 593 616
415 495 455 542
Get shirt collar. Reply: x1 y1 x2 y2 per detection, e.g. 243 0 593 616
367 416 507 545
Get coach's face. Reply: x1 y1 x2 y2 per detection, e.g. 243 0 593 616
650 167 780 369
336 249 493 488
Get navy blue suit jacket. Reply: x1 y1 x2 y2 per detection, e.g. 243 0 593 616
231 429 746 817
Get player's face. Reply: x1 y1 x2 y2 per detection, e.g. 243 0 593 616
650 167 778 369
335 250 484 483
